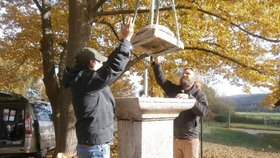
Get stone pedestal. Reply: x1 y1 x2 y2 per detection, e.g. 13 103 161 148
115 97 195 158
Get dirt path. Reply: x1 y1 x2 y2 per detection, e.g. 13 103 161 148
203 142 280 158
231 128 280 136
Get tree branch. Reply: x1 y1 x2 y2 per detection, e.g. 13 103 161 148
33 0 42 12
11 57 27 70
125 53 149 72
194 7 280 43
275 99 280 107
109 53 149 86
93 19 120 41
184 47 264 74
95 5 279 43
93 0 107 12
96 6 179 16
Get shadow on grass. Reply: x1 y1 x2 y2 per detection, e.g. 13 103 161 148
202 126 280 152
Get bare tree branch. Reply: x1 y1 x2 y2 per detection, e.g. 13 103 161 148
184 47 264 74
96 5 279 43
96 6 178 16
33 0 42 12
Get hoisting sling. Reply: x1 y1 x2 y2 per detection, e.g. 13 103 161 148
131 0 184 56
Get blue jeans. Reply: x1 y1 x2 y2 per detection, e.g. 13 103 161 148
77 144 110 158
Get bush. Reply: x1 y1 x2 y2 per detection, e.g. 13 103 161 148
214 115 227 122
231 115 263 124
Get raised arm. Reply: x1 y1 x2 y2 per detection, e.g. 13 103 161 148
151 56 179 97
85 17 134 91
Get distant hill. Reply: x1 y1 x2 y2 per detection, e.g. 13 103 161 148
223 94 280 112
225 94 265 107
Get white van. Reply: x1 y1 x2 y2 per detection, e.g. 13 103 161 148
0 91 55 158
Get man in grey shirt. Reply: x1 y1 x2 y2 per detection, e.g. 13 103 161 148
152 56 208 158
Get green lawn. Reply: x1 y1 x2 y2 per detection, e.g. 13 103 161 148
202 126 280 152
229 123 280 131
235 112 280 120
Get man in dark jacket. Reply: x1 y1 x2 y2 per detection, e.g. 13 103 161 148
152 56 208 158
63 17 134 158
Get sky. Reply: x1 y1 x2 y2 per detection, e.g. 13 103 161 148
208 75 270 96
129 73 270 97
210 79 269 96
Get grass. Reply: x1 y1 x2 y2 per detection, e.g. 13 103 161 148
235 112 280 120
229 123 280 131
202 126 280 152
203 121 280 130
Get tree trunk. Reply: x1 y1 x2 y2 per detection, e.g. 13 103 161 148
67 0 93 66
56 0 96 156
38 0 60 156
56 88 75 155
38 0 61 156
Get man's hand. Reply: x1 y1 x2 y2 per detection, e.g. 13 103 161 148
151 55 159 64
175 93 189 99
151 55 165 64
121 17 134 42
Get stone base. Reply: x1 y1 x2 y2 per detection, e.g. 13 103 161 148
115 97 195 158
117 120 173 158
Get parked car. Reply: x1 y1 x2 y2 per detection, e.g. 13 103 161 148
0 91 55 158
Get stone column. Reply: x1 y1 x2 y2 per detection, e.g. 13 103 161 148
115 97 195 158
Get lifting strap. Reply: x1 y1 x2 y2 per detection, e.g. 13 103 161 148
132 0 181 45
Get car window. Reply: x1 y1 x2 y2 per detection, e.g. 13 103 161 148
33 103 52 121
2 109 17 122
8 110 16 121
3 109 9 121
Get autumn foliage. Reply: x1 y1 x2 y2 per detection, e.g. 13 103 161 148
0 0 279 155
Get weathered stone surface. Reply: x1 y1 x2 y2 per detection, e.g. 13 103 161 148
115 97 195 158
131 24 184 56
115 97 196 121
117 120 173 158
